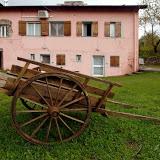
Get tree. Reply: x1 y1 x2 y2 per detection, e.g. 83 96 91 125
140 0 160 53
139 33 160 55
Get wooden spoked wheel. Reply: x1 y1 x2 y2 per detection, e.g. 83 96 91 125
20 98 36 110
11 73 91 145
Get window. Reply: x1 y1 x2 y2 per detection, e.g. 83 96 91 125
76 55 82 62
0 25 8 37
56 54 65 65
30 54 35 61
40 54 50 64
105 22 121 38
27 22 41 36
83 22 92 37
110 22 116 37
110 56 120 67
93 56 105 76
50 22 64 36
77 21 98 37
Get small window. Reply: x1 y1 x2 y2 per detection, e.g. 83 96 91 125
56 54 65 65
27 22 41 36
30 54 35 61
76 55 82 62
40 54 50 64
83 22 92 37
110 56 120 67
50 22 64 36
110 22 116 37
0 25 8 37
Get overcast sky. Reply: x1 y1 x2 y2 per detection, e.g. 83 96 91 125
8 0 140 6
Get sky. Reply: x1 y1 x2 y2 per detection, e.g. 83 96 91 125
8 0 140 6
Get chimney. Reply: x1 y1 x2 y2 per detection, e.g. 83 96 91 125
63 1 87 6
4 0 8 6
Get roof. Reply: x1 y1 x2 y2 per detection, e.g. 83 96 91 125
0 5 147 12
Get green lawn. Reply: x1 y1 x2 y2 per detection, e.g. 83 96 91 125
0 72 160 160
144 64 160 69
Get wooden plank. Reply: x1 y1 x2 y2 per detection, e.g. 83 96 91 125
17 57 122 87
104 109 160 124
10 65 113 97
12 62 30 91
11 65 40 78
107 99 138 109
97 84 114 108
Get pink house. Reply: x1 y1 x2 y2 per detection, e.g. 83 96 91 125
0 3 146 76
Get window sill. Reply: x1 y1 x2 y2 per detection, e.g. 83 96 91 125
105 36 122 38
49 35 65 37
0 36 10 38
110 66 120 68
81 36 97 38
26 35 41 37
57 65 65 66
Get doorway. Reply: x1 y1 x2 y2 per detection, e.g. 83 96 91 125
0 50 3 70
93 56 105 77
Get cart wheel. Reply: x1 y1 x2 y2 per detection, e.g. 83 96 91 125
20 98 36 110
11 73 91 145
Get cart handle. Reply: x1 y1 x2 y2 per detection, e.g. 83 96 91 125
17 57 122 87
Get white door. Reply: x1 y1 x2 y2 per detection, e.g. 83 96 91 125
93 56 105 76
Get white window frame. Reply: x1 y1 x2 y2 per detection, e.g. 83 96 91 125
40 54 51 64
82 22 92 37
0 25 7 37
110 22 116 38
27 22 41 36
49 22 64 37
92 56 105 77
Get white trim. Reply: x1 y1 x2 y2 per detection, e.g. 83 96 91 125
0 25 7 37
49 22 64 37
26 22 41 36
92 55 105 77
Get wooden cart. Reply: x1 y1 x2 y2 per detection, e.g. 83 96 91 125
0 57 159 145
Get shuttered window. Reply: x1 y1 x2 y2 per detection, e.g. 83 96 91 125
19 21 26 36
110 56 120 67
27 22 41 36
56 54 65 65
77 22 82 37
92 22 98 37
105 22 121 38
50 21 71 37
115 22 121 37
41 20 49 36
77 21 98 37
50 22 64 36
64 21 71 36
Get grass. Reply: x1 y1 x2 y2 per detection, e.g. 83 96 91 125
143 64 160 69
0 72 160 160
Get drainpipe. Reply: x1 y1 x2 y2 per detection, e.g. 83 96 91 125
133 12 139 72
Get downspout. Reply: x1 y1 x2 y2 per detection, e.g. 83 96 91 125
133 12 139 72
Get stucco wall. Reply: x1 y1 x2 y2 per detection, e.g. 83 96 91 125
0 9 139 76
